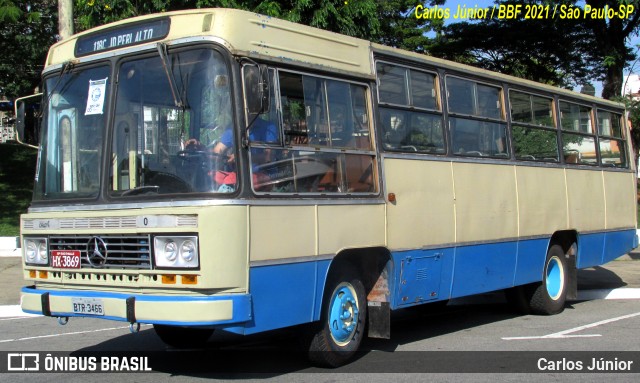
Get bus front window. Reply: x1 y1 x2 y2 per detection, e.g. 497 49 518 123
34 65 110 201
110 48 235 196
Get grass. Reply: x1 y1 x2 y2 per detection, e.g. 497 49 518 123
0 142 38 236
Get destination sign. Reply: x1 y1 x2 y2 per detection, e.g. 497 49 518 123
75 18 170 57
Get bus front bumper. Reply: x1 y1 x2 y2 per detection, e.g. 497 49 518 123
20 286 252 327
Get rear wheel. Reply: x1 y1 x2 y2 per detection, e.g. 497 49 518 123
306 267 367 367
153 324 214 349
507 244 569 315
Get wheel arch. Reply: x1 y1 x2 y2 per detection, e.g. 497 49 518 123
316 246 393 338
321 246 392 301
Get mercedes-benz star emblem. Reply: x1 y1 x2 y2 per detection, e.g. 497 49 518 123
86 237 108 267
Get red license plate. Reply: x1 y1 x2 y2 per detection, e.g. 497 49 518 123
51 250 81 269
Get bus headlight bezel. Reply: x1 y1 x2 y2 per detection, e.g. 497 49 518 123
153 236 199 269
23 237 48 266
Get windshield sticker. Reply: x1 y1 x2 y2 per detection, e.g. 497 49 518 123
85 78 108 115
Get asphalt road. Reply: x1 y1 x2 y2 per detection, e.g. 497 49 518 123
1 254 639 382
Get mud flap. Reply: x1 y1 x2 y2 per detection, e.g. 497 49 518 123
566 244 578 300
367 301 390 339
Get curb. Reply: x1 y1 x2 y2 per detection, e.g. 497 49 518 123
576 288 640 301
0 249 20 258
0 236 19 251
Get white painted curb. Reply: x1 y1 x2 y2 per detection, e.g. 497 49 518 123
0 236 19 250
0 305 40 318
576 288 640 301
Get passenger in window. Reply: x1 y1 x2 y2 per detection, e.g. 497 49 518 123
211 115 278 158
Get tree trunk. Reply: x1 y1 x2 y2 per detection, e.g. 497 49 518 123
58 0 73 40
601 62 623 100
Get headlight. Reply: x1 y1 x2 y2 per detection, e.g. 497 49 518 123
154 236 199 268
23 238 48 265
180 240 196 262
164 241 178 262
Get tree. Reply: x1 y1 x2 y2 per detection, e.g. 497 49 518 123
373 0 446 53
431 1 600 88
583 0 640 99
433 0 640 99
0 1 58 99
73 1 445 45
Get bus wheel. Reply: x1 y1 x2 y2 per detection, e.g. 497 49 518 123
530 244 568 315
307 267 367 367
509 244 568 315
153 324 214 349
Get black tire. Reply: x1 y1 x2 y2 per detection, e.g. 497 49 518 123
507 244 568 315
307 267 367 367
153 324 214 349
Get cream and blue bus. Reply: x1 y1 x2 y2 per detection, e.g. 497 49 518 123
19 8 638 367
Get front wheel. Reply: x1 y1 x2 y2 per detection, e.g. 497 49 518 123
307 267 367 367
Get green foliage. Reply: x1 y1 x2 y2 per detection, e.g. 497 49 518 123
0 0 22 22
432 0 640 97
72 1 441 44
375 0 445 53
0 143 37 236
0 1 57 99
432 0 600 88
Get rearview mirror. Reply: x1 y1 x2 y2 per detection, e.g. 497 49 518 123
14 93 42 147
244 64 270 117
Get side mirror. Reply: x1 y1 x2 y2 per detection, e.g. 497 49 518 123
244 64 270 117
14 93 42 147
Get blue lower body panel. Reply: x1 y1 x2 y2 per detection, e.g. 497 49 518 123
236 229 636 333
577 229 637 268
223 258 331 335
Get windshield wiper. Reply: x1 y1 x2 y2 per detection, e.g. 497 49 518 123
156 43 185 109
121 185 160 196
41 61 75 117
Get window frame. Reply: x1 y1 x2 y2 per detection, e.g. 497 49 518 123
376 60 441 113
595 108 628 168
445 75 508 159
558 99 598 167
375 60 446 155
508 89 559 163
248 67 379 196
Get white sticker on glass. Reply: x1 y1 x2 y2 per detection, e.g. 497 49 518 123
85 78 108 115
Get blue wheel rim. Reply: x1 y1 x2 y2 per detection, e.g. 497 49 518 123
546 256 564 300
328 283 359 346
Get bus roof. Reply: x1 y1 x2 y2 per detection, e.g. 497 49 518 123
45 8 622 110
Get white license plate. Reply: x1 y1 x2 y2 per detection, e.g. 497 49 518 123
71 298 104 316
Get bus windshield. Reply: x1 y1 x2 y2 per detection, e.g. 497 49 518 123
34 47 236 201
35 64 110 200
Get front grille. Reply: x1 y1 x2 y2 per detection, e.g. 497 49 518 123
49 235 152 270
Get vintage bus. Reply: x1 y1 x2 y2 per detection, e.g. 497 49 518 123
19 8 638 367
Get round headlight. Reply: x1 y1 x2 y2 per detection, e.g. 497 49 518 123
38 243 48 261
180 240 196 262
25 241 38 262
164 241 178 262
